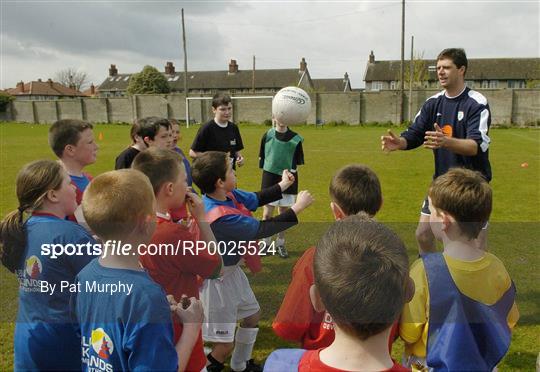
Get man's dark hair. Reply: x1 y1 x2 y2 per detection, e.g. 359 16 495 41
329 164 382 216
314 214 409 341
48 119 93 157
192 151 228 194
437 48 468 74
136 116 171 141
212 93 232 109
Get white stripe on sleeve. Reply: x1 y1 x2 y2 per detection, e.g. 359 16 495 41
479 109 490 152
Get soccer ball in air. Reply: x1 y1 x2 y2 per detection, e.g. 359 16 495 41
272 87 311 125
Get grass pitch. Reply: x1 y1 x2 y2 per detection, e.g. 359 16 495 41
0 123 538 370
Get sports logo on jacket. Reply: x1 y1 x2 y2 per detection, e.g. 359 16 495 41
25 256 42 279
458 111 464 121
92 328 114 359
82 328 115 371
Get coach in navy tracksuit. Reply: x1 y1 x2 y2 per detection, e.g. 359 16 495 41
381 48 491 252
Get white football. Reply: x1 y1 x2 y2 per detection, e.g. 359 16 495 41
272 87 311 125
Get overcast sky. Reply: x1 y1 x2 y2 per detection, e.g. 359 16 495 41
1 0 538 90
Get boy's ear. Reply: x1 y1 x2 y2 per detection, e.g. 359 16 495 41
215 177 225 190
404 277 415 304
135 213 156 238
330 202 346 220
440 211 454 232
309 284 326 313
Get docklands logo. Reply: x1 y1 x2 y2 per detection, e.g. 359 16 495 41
82 328 115 371
25 256 42 279
18 256 42 291
282 94 307 105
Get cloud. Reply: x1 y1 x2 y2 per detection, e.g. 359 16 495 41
1 1 538 89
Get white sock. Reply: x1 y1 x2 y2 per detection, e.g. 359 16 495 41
230 326 259 371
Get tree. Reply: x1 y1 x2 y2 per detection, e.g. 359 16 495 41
0 92 14 112
126 65 170 95
399 51 429 89
54 68 89 91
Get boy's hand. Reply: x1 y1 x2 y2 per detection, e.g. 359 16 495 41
236 154 245 167
291 190 314 214
185 192 205 221
167 295 178 312
278 170 295 191
175 296 204 330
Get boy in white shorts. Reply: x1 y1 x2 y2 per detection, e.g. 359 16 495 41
192 151 313 372
258 118 304 258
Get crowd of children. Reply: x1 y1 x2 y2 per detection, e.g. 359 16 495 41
1 88 519 372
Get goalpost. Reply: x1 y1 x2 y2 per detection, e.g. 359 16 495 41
185 95 274 128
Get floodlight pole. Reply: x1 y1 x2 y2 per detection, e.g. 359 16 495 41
182 9 189 124
409 35 414 122
399 0 405 124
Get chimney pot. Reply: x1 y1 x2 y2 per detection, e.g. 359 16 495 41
90 83 95 95
300 57 307 72
47 78 53 87
37 78 42 82
228 59 238 74
165 61 175 74
369 51 375 64
109 64 118 76
17 81 25 93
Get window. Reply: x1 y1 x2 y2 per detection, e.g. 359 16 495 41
508 80 525 88
372 81 383 91
489 80 498 89
481 80 489 89
390 81 397 90
465 80 475 88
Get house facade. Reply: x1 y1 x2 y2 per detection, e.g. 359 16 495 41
6 79 85 100
98 58 318 97
312 73 352 92
364 51 540 91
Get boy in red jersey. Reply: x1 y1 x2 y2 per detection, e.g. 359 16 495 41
132 147 222 372
265 214 411 371
273 164 400 350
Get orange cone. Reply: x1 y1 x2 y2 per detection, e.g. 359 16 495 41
98 132 103 141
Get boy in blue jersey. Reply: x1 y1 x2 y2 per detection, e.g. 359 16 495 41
0 160 96 370
191 151 313 372
381 48 492 253
49 119 98 224
72 169 204 371
265 214 411 372
400 168 518 370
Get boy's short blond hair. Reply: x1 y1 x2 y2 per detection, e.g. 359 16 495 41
82 169 155 241
429 168 492 239
132 148 184 195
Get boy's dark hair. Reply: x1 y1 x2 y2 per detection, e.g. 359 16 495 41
136 117 171 141
132 147 184 195
437 48 468 74
212 93 232 109
429 168 491 240
192 151 228 194
314 214 409 341
329 164 382 216
129 121 141 144
48 119 93 157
